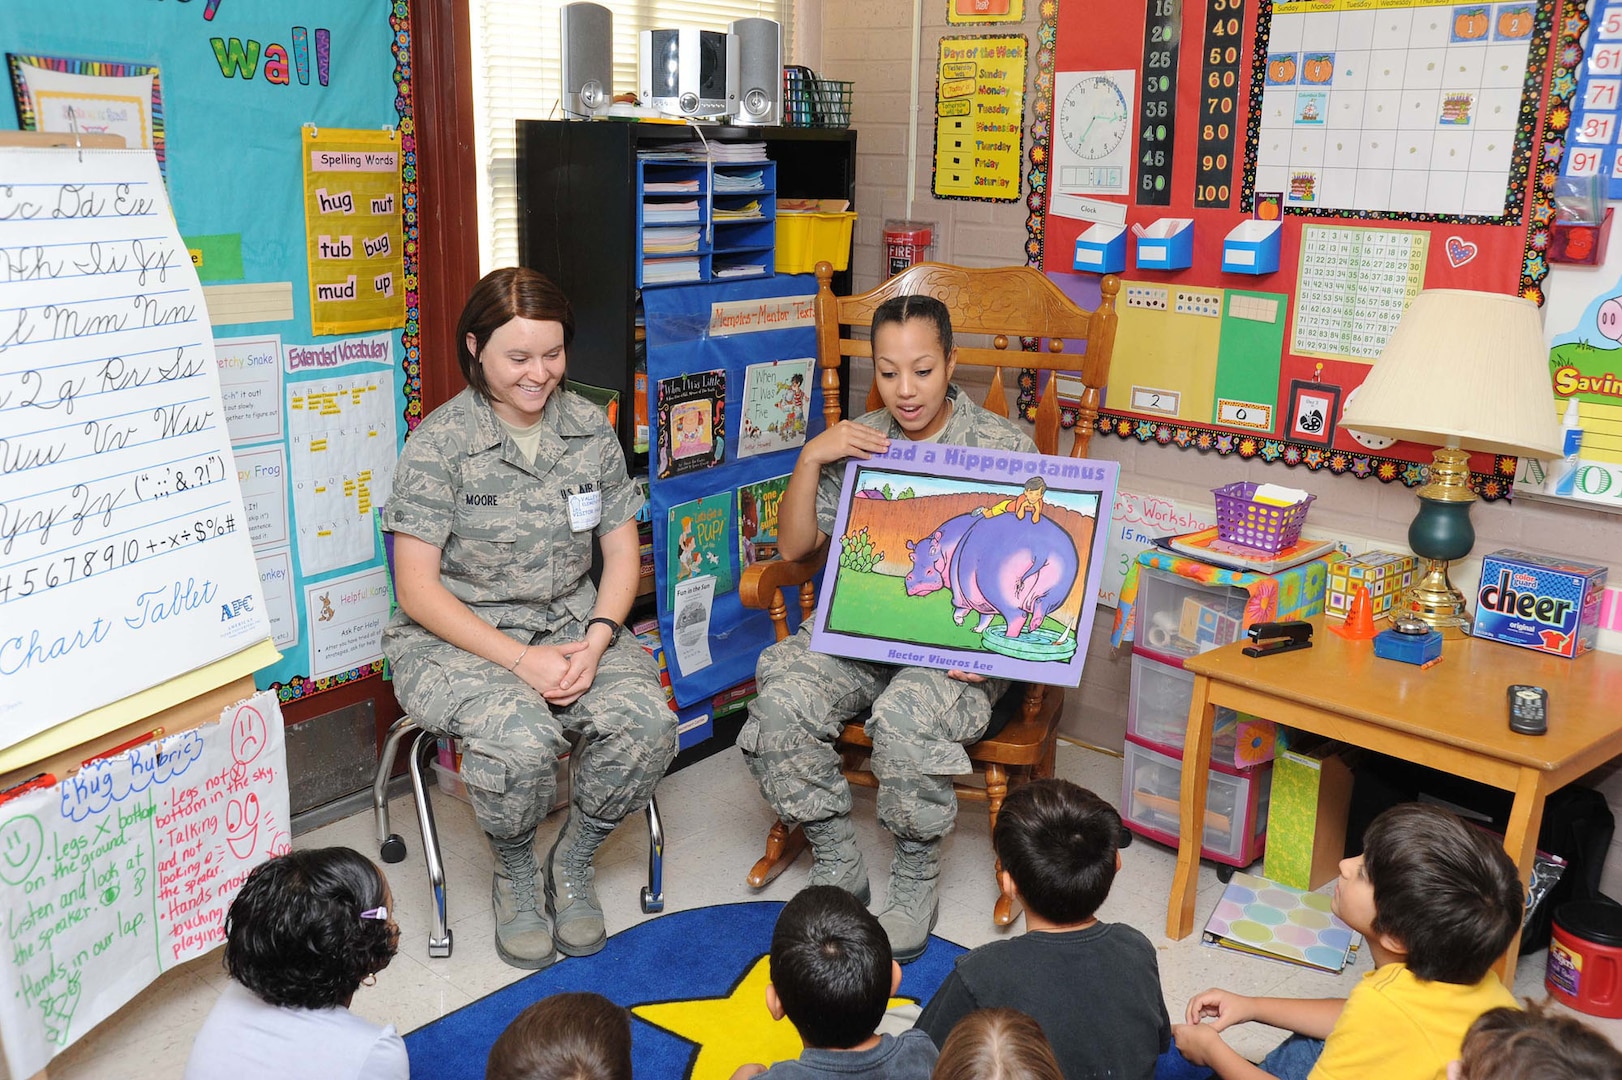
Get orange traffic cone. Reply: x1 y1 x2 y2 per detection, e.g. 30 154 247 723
1330 585 1380 639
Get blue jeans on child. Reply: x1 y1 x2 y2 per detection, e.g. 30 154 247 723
1153 1035 1325 1080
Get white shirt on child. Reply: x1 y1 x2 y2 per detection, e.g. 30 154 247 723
184 979 410 1080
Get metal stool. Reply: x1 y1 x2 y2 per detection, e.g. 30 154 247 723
370 716 666 958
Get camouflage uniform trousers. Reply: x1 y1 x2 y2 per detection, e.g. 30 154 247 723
389 629 677 839
739 627 1008 842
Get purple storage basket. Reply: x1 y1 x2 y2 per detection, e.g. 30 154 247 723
1211 482 1315 553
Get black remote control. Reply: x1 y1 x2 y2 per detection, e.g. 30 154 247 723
1507 685 1548 735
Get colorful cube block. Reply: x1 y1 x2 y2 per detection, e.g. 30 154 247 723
1327 551 1419 619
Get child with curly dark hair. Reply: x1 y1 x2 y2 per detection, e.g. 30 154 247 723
184 847 407 1080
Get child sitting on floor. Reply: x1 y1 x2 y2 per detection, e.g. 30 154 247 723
1449 1001 1622 1080
915 778 1170 1080
731 886 938 1080
1173 802 1524 1080
931 1008 1065 1080
486 991 632 1080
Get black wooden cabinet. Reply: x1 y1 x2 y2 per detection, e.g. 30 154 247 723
516 120 857 457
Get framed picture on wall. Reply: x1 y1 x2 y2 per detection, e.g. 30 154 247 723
1286 379 1341 447
7 53 166 173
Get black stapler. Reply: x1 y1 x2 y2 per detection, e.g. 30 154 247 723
1242 620 1314 658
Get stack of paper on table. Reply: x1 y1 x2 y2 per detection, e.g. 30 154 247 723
1203 872 1362 973
643 227 700 254
644 200 700 224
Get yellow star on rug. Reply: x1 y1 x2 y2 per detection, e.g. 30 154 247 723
633 955 915 1080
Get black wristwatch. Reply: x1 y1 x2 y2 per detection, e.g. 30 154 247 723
587 616 621 639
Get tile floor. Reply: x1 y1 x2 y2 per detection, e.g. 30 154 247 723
39 741 1622 1079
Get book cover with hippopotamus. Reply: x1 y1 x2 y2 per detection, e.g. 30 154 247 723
811 442 1119 687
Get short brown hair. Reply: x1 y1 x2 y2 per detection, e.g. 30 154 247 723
486 992 631 1080
455 266 575 402
933 1008 1064 1080
1362 803 1522 983
1459 1002 1622 1080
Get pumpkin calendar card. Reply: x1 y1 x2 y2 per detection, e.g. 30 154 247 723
811 443 1119 687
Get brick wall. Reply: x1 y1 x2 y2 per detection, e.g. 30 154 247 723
817 1 1622 894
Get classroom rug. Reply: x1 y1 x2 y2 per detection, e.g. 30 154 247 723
403 901 965 1080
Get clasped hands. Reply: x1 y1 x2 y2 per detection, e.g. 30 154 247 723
510 635 608 707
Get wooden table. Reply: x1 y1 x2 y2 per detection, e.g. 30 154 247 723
1168 618 1622 981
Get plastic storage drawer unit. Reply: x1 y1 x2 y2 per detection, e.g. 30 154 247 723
1127 653 1276 767
1133 564 1250 658
1122 734 1272 868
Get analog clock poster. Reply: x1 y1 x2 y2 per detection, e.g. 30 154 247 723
1052 70 1136 197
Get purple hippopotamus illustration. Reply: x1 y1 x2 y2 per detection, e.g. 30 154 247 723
905 511 1080 639
948 513 1079 637
903 512 978 596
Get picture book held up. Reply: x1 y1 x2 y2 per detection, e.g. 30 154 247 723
811 442 1119 687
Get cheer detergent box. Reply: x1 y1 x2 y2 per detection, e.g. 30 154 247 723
1471 550 1608 659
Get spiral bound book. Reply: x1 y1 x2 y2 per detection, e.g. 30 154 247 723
1202 872 1362 973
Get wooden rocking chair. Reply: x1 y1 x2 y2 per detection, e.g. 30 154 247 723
737 261 1121 925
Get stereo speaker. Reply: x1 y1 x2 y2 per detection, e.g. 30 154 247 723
561 2 613 119
730 17 782 126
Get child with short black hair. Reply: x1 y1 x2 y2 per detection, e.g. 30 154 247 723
486 991 632 1080
1174 802 1525 1080
916 779 1170 1080
1450 1002 1622 1080
731 886 938 1080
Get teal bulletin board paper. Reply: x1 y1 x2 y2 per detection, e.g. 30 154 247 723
5 2 417 705
1212 289 1288 431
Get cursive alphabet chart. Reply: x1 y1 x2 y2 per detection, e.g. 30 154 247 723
0 149 269 747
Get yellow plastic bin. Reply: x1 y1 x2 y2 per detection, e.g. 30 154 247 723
776 211 858 274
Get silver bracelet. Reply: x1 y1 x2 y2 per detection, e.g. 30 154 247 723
508 645 529 671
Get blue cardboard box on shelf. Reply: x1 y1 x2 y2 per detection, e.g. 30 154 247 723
1221 220 1282 275
1471 549 1608 659
1074 222 1127 274
1134 218 1194 270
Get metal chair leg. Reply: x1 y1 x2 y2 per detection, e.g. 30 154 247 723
374 717 416 864
405 728 453 957
641 794 664 913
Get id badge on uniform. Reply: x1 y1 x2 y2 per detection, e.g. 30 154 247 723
567 485 602 533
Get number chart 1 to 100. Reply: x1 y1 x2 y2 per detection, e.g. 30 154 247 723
1138 0 1182 204
1564 2 1622 198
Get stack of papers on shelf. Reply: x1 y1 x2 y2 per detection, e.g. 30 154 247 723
643 258 701 284
714 263 767 278
644 179 700 193
713 199 763 220
643 199 700 224
643 140 768 163
638 146 705 163
1203 872 1362 973
715 170 765 192
643 227 700 254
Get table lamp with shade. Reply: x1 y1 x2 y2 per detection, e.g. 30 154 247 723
1339 289 1561 638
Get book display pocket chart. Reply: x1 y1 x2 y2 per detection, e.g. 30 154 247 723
643 277 822 706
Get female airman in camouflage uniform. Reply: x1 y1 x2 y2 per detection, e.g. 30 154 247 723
739 295 1037 963
382 268 676 969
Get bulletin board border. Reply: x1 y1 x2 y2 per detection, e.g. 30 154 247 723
1014 0 1583 502
267 0 422 707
